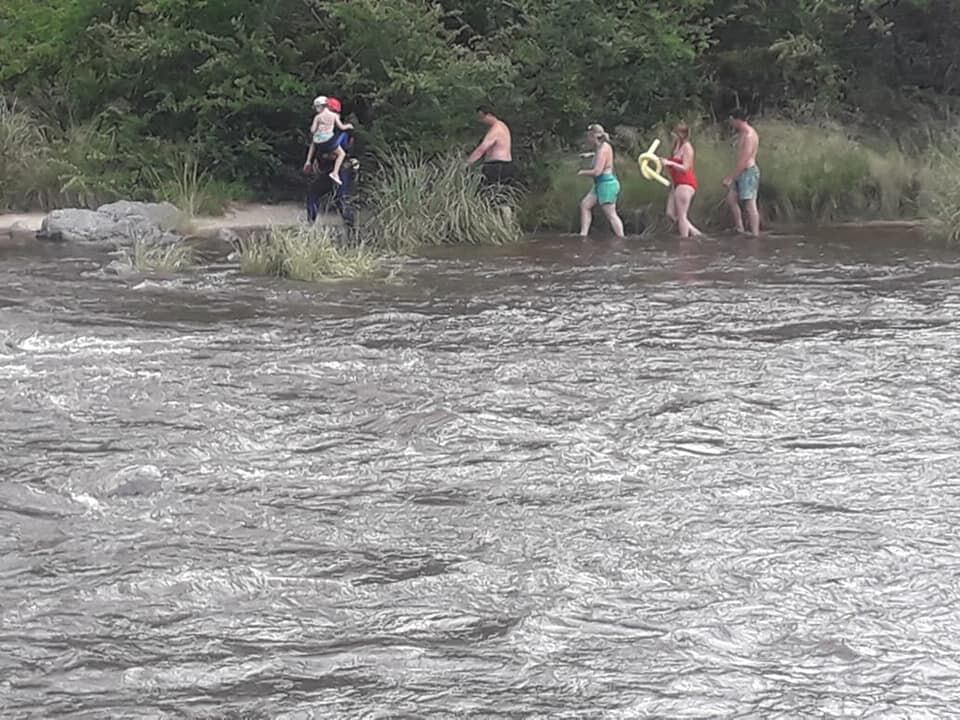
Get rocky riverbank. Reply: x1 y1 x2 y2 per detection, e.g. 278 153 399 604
0 202 341 250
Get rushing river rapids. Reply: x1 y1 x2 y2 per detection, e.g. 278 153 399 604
2 228 960 718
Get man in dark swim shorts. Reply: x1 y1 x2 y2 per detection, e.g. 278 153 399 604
467 106 514 187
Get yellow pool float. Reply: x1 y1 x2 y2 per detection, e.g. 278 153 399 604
638 139 670 187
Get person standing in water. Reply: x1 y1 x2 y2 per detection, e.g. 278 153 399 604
467 106 514 185
662 122 703 239
723 107 761 236
578 124 625 238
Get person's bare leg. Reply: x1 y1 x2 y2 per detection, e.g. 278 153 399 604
329 147 346 185
675 186 697 238
745 198 760 236
601 203 625 238
666 190 677 224
726 188 744 232
580 192 597 237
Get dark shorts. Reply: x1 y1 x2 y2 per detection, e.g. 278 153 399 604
481 161 515 186
312 133 347 156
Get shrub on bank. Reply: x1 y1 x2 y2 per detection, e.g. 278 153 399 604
364 152 523 252
238 225 381 281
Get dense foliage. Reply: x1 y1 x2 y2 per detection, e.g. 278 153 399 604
1 0 958 198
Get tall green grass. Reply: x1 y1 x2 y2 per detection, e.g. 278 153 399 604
1 95 245 213
522 119 924 232
1 99 139 210
364 152 522 252
754 120 919 222
919 131 960 243
145 150 249 218
238 224 381 281
0 97 49 210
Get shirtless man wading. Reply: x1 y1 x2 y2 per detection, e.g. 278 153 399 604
467 106 514 185
723 107 761 236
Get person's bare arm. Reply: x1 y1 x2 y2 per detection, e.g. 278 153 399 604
664 144 693 172
303 141 315 172
334 115 354 131
579 145 611 176
467 129 496 165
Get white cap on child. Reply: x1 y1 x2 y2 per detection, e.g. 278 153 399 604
313 96 328 110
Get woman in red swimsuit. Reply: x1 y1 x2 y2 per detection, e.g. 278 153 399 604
662 122 703 239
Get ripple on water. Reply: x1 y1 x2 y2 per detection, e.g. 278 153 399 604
1 234 960 717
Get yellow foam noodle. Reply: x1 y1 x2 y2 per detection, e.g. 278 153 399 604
637 139 670 187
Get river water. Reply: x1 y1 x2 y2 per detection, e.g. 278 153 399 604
2 229 960 719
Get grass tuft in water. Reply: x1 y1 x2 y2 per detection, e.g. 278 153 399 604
365 152 522 253
125 240 195 272
238 224 381 281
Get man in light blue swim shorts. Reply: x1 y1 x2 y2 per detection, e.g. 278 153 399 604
723 107 761 236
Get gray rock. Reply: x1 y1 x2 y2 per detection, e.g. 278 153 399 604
39 208 126 244
38 201 186 249
97 200 183 232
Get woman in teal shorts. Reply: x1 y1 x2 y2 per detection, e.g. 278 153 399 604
578 124 625 238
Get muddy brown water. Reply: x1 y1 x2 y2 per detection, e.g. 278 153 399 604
2 228 960 718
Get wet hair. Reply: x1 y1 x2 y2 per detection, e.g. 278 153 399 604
476 105 494 116
586 123 610 144
729 107 749 121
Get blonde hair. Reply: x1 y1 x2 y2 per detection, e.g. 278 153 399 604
586 123 610 144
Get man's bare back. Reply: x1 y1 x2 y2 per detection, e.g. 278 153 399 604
468 108 512 164
480 120 511 162
468 106 514 186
